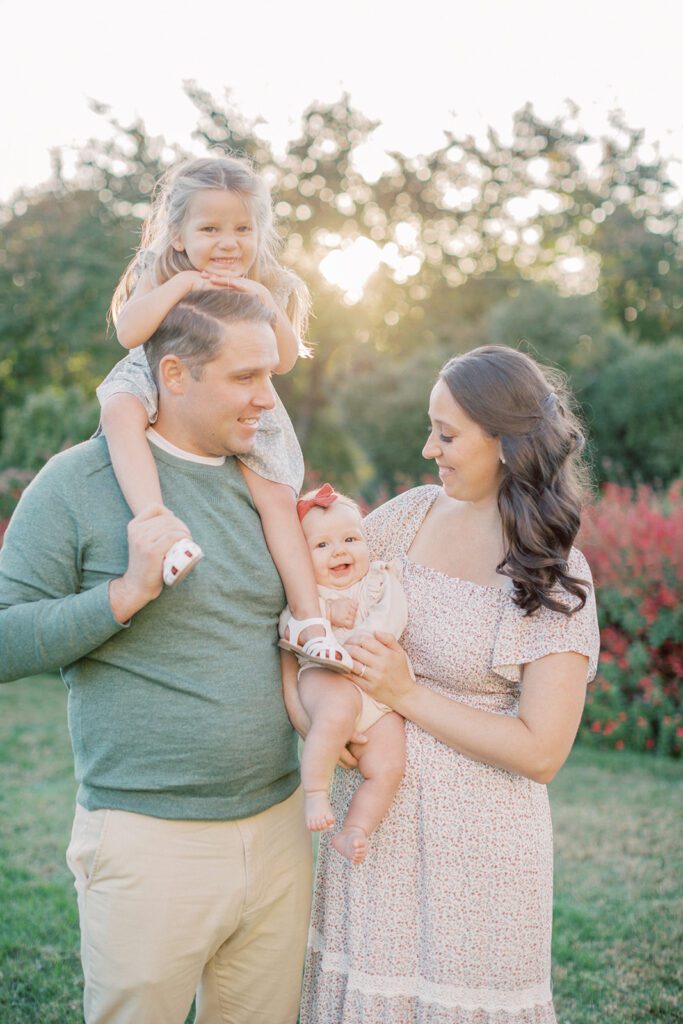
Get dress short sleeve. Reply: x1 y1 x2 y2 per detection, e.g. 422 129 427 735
96 347 159 424
492 548 600 683
238 390 304 493
363 485 440 562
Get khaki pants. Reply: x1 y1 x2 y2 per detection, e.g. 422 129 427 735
66 788 312 1024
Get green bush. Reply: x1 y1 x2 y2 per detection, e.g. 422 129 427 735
0 386 100 474
339 344 449 496
488 284 605 372
486 284 683 486
580 339 683 485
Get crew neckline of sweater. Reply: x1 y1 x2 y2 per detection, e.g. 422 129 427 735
146 428 226 467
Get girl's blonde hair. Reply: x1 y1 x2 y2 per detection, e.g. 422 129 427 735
110 156 310 347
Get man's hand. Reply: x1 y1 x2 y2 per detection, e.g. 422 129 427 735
109 505 192 623
326 597 358 630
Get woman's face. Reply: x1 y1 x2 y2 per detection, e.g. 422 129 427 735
423 379 503 504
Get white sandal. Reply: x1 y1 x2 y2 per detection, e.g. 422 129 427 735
162 538 204 587
278 616 354 673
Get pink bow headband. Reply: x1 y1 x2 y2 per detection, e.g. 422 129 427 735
297 483 339 522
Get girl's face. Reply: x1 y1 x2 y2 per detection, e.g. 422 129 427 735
172 189 258 277
423 379 503 504
301 504 371 590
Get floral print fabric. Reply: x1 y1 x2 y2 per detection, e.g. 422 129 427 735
301 485 600 1024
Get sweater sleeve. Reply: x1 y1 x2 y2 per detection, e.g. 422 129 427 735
0 458 127 683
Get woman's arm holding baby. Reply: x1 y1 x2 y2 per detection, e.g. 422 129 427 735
347 633 587 784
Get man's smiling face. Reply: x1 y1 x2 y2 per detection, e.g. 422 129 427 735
163 319 279 458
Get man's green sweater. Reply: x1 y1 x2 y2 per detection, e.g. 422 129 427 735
0 437 299 820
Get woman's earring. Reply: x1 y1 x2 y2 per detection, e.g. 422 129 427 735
500 453 506 465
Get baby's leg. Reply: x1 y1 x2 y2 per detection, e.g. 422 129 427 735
298 668 362 831
331 711 405 865
240 465 348 664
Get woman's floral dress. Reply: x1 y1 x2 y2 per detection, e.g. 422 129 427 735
301 485 600 1024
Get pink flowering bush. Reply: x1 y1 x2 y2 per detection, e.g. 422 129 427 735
578 482 683 757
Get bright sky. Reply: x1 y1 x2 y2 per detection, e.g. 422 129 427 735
3 0 682 204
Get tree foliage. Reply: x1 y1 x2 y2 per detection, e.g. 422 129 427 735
1 89 681 496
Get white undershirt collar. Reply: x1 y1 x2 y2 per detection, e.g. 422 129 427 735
146 427 226 466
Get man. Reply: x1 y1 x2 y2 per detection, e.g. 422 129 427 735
0 290 312 1024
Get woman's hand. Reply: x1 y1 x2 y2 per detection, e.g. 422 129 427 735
346 631 418 711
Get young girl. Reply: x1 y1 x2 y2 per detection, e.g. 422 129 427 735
99 156 351 670
280 484 408 865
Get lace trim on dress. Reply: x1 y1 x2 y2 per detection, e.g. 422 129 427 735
307 930 552 1012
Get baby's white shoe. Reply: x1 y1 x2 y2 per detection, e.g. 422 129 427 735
278 615 354 673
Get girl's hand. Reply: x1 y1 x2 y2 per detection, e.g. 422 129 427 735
346 631 417 710
198 273 278 310
178 270 214 292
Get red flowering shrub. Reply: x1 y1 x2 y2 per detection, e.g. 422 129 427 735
578 482 683 757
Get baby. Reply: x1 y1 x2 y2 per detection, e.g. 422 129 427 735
279 484 407 864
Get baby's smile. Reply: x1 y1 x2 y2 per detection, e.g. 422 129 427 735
301 503 371 590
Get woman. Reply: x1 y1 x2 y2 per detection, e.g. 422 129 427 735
293 345 600 1024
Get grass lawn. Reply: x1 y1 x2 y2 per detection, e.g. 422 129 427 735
1 676 681 1023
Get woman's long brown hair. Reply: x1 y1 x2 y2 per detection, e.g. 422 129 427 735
440 345 590 616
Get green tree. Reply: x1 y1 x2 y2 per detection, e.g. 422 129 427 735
2 91 681 497
580 339 683 485
0 386 99 472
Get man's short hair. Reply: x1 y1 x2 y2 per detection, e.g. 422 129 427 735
144 290 276 383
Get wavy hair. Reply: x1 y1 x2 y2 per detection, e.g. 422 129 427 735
110 156 310 351
440 345 590 616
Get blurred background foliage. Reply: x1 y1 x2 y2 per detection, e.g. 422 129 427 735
1 88 682 756
1 86 682 501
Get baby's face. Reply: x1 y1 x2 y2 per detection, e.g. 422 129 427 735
301 503 371 590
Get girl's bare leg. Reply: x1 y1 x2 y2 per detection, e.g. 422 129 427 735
101 394 202 586
240 465 343 654
298 669 362 831
101 395 164 512
332 711 406 864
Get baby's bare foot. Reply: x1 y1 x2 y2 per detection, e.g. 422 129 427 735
331 826 368 865
304 790 336 832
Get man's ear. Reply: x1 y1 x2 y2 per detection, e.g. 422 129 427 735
158 354 189 394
